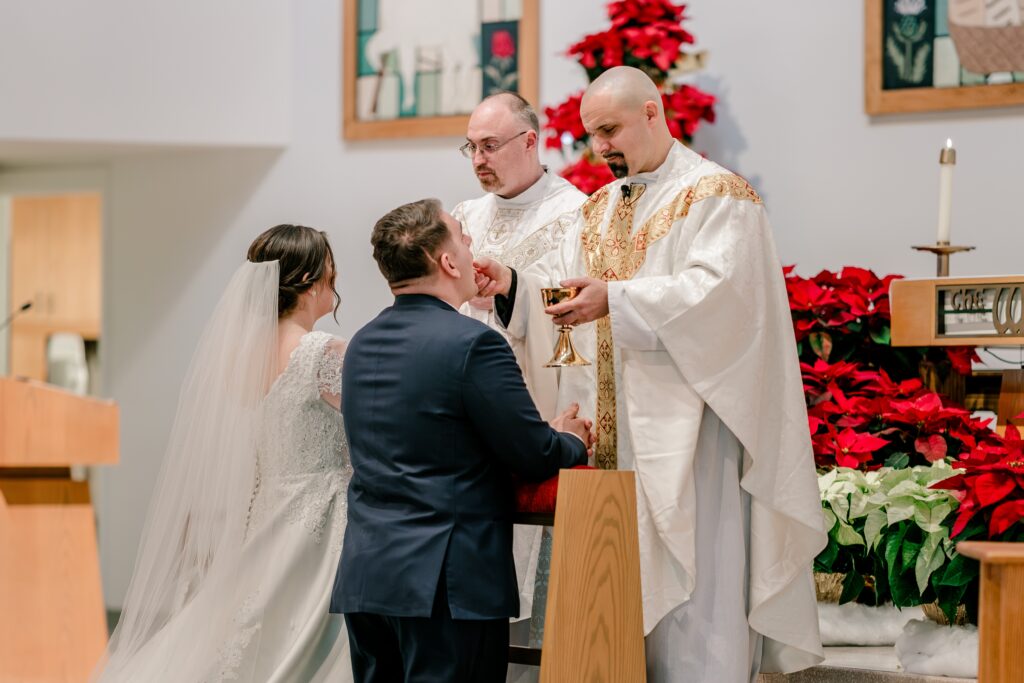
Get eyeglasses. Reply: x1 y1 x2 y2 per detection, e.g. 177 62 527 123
459 130 528 159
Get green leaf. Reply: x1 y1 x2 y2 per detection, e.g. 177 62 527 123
815 533 840 572
839 570 865 604
884 451 911 469
885 522 910 573
934 553 979 588
901 537 923 570
809 331 833 361
870 325 892 346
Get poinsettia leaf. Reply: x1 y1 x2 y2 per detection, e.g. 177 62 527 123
915 532 945 595
836 520 865 546
809 331 833 361
933 552 978 587
915 435 948 463
885 522 910 573
870 325 892 346
814 533 840 572
864 508 887 551
989 499 1024 538
974 472 1017 508
821 508 838 533
885 452 911 469
839 570 865 604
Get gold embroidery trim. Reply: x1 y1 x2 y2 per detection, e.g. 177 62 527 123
581 173 761 470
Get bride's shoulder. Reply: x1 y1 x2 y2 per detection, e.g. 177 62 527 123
306 331 348 358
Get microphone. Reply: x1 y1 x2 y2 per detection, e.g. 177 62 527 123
0 301 33 333
621 184 631 199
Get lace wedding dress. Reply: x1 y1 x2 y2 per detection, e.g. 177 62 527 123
96 329 354 683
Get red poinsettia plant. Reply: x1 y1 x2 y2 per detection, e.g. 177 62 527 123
543 0 717 194
933 414 1024 542
803 358 995 470
785 266 979 382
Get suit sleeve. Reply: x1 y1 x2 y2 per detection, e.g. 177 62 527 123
462 328 587 480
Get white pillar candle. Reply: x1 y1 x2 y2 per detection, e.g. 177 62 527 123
937 138 956 244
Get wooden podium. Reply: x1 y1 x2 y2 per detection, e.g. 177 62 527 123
890 276 1024 433
891 278 1024 680
957 542 1024 682
512 469 647 683
0 377 118 683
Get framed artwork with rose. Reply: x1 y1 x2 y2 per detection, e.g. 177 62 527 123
865 0 1024 114
343 0 538 140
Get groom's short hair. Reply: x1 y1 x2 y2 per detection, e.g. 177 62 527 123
371 198 452 285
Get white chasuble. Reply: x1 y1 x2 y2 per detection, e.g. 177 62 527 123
453 169 586 421
504 143 826 680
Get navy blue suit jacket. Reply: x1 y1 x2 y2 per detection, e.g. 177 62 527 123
330 294 587 620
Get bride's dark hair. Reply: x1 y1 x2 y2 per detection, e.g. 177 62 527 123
247 224 340 322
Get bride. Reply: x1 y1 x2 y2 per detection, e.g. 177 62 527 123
93 225 353 682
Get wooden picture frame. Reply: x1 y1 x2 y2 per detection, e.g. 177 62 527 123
865 0 1024 114
342 0 538 140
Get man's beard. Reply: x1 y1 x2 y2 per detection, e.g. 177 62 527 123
605 154 628 178
476 166 501 191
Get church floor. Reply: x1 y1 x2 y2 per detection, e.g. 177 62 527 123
758 647 975 682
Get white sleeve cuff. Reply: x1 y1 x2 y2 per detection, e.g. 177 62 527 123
608 281 662 351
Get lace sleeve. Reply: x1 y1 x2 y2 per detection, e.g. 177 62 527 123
317 337 347 410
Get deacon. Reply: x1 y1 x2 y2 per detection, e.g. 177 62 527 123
454 91 586 420
476 66 826 682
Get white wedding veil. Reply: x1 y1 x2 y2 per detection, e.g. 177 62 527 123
93 260 280 681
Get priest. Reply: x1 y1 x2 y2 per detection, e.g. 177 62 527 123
454 92 588 679
476 66 826 681
453 91 586 420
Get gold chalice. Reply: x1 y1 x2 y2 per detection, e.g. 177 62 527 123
540 287 591 367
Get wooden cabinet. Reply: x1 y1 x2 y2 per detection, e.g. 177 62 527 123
8 193 102 380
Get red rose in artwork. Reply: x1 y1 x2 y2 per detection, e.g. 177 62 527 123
491 30 516 59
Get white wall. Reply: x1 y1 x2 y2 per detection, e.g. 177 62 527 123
0 0 290 148
2 0 1021 607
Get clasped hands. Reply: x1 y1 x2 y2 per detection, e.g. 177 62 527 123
550 402 596 455
473 257 609 326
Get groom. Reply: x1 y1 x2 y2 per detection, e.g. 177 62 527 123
330 199 593 683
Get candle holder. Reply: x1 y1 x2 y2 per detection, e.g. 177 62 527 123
911 242 975 277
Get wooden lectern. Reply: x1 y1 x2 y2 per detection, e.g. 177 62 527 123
512 469 647 683
956 542 1024 682
890 276 1024 433
0 377 118 683
891 278 1024 681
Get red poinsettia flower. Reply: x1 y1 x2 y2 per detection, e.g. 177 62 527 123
883 393 969 432
543 93 586 149
817 426 891 468
609 0 688 29
946 346 981 376
662 85 716 141
560 154 615 195
491 30 516 59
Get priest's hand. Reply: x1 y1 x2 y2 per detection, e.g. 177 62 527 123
546 277 609 325
469 296 494 311
473 257 512 298
549 402 595 454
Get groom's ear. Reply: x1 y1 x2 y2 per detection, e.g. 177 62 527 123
438 251 460 279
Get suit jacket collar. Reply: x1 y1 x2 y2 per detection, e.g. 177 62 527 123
393 293 459 312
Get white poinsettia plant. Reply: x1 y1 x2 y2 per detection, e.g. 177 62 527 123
819 462 962 597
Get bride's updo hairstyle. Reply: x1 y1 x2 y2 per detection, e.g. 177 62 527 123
247 224 339 322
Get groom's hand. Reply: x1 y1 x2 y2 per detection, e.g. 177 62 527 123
550 402 595 455
473 257 513 298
